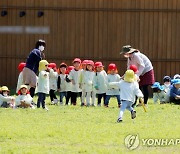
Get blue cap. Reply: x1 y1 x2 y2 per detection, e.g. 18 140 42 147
171 79 180 85
151 82 164 91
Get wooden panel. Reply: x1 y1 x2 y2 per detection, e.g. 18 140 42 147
0 0 180 88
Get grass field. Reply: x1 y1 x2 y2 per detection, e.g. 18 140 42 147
0 97 180 154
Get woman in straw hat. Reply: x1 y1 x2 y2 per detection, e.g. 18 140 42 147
120 45 155 106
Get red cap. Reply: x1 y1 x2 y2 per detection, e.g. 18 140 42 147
108 63 117 71
95 62 103 67
48 63 57 69
129 65 138 73
59 62 67 68
87 60 94 67
66 66 74 74
73 58 81 63
82 60 89 65
18 62 26 72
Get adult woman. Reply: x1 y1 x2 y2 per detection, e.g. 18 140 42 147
120 45 155 105
23 39 46 97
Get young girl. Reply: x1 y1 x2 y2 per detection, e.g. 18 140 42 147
57 62 68 105
80 59 89 106
15 85 35 108
93 61 107 106
81 60 96 106
16 62 26 93
105 63 121 107
48 63 58 105
108 70 144 122
151 82 169 104
65 66 74 105
68 58 82 105
0 86 15 108
37 60 49 111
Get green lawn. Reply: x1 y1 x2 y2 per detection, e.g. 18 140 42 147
0 98 179 154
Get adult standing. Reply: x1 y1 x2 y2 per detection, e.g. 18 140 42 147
120 45 155 105
23 39 46 97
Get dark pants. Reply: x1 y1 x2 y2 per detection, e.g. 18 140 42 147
66 91 72 105
140 85 149 104
170 97 180 104
60 92 67 103
71 92 82 105
29 87 35 98
49 89 57 102
105 95 121 106
97 93 106 105
37 92 46 108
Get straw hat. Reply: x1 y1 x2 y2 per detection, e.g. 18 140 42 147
19 85 28 90
1 86 10 91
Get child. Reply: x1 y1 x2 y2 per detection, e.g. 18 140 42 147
65 66 74 105
162 76 171 97
68 58 82 105
80 59 89 106
170 79 180 104
105 63 121 107
81 60 96 106
15 85 35 108
57 62 68 105
48 63 58 105
16 62 26 93
93 61 107 106
108 70 144 122
173 74 180 79
37 60 49 111
0 86 15 108
151 82 169 104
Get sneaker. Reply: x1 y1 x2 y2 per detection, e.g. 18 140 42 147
30 105 35 109
131 110 136 119
91 104 95 107
118 104 121 108
117 118 123 123
51 101 54 105
97 104 101 107
53 99 58 105
104 104 108 107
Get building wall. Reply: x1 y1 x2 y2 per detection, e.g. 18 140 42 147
0 0 180 88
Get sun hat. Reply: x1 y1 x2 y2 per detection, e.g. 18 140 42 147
39 60 49 71
163 76 171 82
108 63 117 71
82 60 89 65
124 70 135 83
94 62 104 67
19 85 28 90
120 45 132 54
59 62 67 68
129 65 138 73
1 86 10 91
151 82 164 91
73 58 81 64
86 60 94 67
171 79 180 85
173 74 180 79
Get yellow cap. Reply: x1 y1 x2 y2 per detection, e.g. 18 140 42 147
124 70 135 83
1 86 9 91
39 60 49 71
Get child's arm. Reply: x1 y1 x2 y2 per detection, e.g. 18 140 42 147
25 94 33 104
108 82 120 89
0 94 13 102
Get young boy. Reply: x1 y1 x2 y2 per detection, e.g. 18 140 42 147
108 70 144 122
170 79 180 104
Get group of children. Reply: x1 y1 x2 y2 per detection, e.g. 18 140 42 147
0 57 179 122
151 74 180 104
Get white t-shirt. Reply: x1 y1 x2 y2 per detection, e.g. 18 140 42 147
82 71 96 92
93 70 107 94
37 70 49 94
49 69 58 91
106 74 121 95
127 52 153 76
15 94 33 106
69 69 82 92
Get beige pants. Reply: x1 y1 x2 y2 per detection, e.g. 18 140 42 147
23 67 37 88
